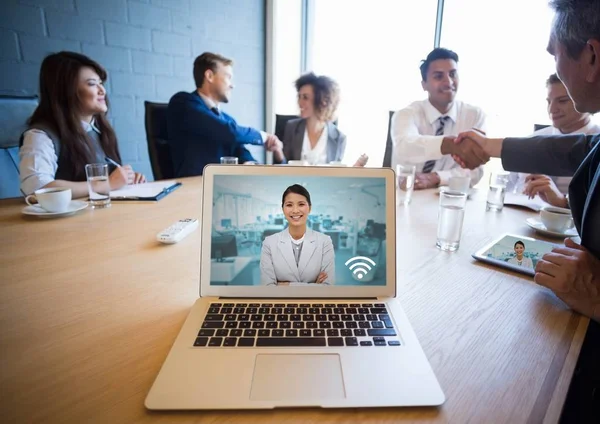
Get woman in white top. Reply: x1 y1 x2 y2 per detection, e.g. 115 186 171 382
510 74 600 207
272 73 347 165
19 51 145 197
507 240 534 269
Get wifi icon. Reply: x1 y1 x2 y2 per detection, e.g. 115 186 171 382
344 256 377 280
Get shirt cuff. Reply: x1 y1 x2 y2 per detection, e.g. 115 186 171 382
20 174 54 196
436 170 453 186
423 136 445 161
259 131 267 143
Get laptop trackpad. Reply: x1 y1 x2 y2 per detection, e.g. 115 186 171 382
250 354 346 401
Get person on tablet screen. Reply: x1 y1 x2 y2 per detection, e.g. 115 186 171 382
507 241 534 269
260 184 335 285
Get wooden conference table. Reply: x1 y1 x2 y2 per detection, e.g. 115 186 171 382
0 177 588 423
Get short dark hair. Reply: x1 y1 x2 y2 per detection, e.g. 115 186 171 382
546 73 562 86
282 184 311 207
193 52 233 88
514 241 525 249
420 48 459 81
295 72 340 122
550 0 600 59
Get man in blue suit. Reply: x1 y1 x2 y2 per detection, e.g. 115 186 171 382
167 52 283 176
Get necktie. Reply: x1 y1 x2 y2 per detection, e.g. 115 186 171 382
211 107 220 116
422 116 450 173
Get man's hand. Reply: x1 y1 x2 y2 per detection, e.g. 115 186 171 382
441 134 489 170
523 174 568 208
535 238 600 321
414 172 440 190
264 134 283 153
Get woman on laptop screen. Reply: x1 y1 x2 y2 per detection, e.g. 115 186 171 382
260 184 336 285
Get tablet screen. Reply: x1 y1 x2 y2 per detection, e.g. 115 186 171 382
473 234 559 276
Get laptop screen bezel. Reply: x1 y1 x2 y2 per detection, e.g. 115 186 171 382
199 165 397 299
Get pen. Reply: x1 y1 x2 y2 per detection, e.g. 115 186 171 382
105 156 121 168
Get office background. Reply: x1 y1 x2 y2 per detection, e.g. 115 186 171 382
210 175 387 286
0 0 266 179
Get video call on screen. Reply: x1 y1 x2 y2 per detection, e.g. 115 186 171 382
209 175 387 286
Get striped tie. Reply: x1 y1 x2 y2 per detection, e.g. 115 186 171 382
422 116 450 173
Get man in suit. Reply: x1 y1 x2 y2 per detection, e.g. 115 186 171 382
455 0 600 322
167 52 282 177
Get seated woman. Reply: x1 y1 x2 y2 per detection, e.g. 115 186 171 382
19 51 145 197
510 73 600 207
260 184 335 285
273 72 347 165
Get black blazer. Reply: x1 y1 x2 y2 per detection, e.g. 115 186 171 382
278 118 346 164
502 134 600 258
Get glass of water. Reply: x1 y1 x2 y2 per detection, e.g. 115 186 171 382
85 163 111 208
396 164 416 206
486 171 510 212
220 156 238 164
436 190 467 251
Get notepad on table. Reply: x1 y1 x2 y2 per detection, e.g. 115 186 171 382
109 180 182 201
503 192 549 211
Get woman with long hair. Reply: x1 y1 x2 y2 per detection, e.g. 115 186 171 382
20 51 145 197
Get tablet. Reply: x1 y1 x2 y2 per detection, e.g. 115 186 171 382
472 234 561 276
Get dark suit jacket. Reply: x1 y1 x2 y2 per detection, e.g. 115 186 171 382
167 91 263 177
277 118 346 164
502 134 600 258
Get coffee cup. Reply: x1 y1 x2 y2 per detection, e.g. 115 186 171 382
25 187 72 213
540 206 574 232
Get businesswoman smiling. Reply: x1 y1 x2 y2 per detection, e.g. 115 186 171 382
19 51 145 197
260 184 336 285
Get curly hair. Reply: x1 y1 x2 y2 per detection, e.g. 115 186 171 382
295 72 340 122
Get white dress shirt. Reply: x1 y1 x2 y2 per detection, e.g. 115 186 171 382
301 124 328 165
391 99 487 185
19 120 101 195
508 120 600 194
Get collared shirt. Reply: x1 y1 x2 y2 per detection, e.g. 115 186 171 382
301 124 329 165
19 120 102 195
508 120 600 194
391 98 487 185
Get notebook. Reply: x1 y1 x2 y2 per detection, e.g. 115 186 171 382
145 165 444 410
109 180 181 201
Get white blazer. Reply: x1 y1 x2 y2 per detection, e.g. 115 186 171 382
260 228 335 285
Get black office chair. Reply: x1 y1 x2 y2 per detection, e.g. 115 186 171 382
534 124 551 132
274 114 299 141
382 111 395 167
273 114 339 141
0 95 39 199
144 101 174 180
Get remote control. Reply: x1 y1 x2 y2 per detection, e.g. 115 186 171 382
157 219 198 244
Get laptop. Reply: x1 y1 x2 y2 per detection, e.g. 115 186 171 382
145 165 445 409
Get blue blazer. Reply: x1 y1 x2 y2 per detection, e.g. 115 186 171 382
260 229 335 285
167 91 264 177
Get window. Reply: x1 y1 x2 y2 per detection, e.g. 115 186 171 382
310 0 439 166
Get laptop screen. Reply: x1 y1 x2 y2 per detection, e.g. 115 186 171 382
209 174 387 287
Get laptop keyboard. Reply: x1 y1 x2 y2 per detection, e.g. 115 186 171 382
193 302 401 348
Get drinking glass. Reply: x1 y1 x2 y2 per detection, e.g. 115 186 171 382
396 164 416 206
220 156 239 164
85 163 111 208
486 171 510 212
436 190 467 251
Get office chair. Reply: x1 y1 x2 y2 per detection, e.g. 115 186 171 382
144 101 174 180
0 95 39 199
382 111 395 167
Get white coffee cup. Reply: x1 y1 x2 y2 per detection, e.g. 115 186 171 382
448 176 471 194
25 187 72 213
540 206 574 232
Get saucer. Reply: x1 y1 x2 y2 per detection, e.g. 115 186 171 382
525 217 578 238
437 186 475 198
22 200 88 218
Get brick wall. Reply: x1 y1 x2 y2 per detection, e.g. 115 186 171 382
0 0 266 179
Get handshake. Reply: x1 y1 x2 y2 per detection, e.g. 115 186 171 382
441 129 492 170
